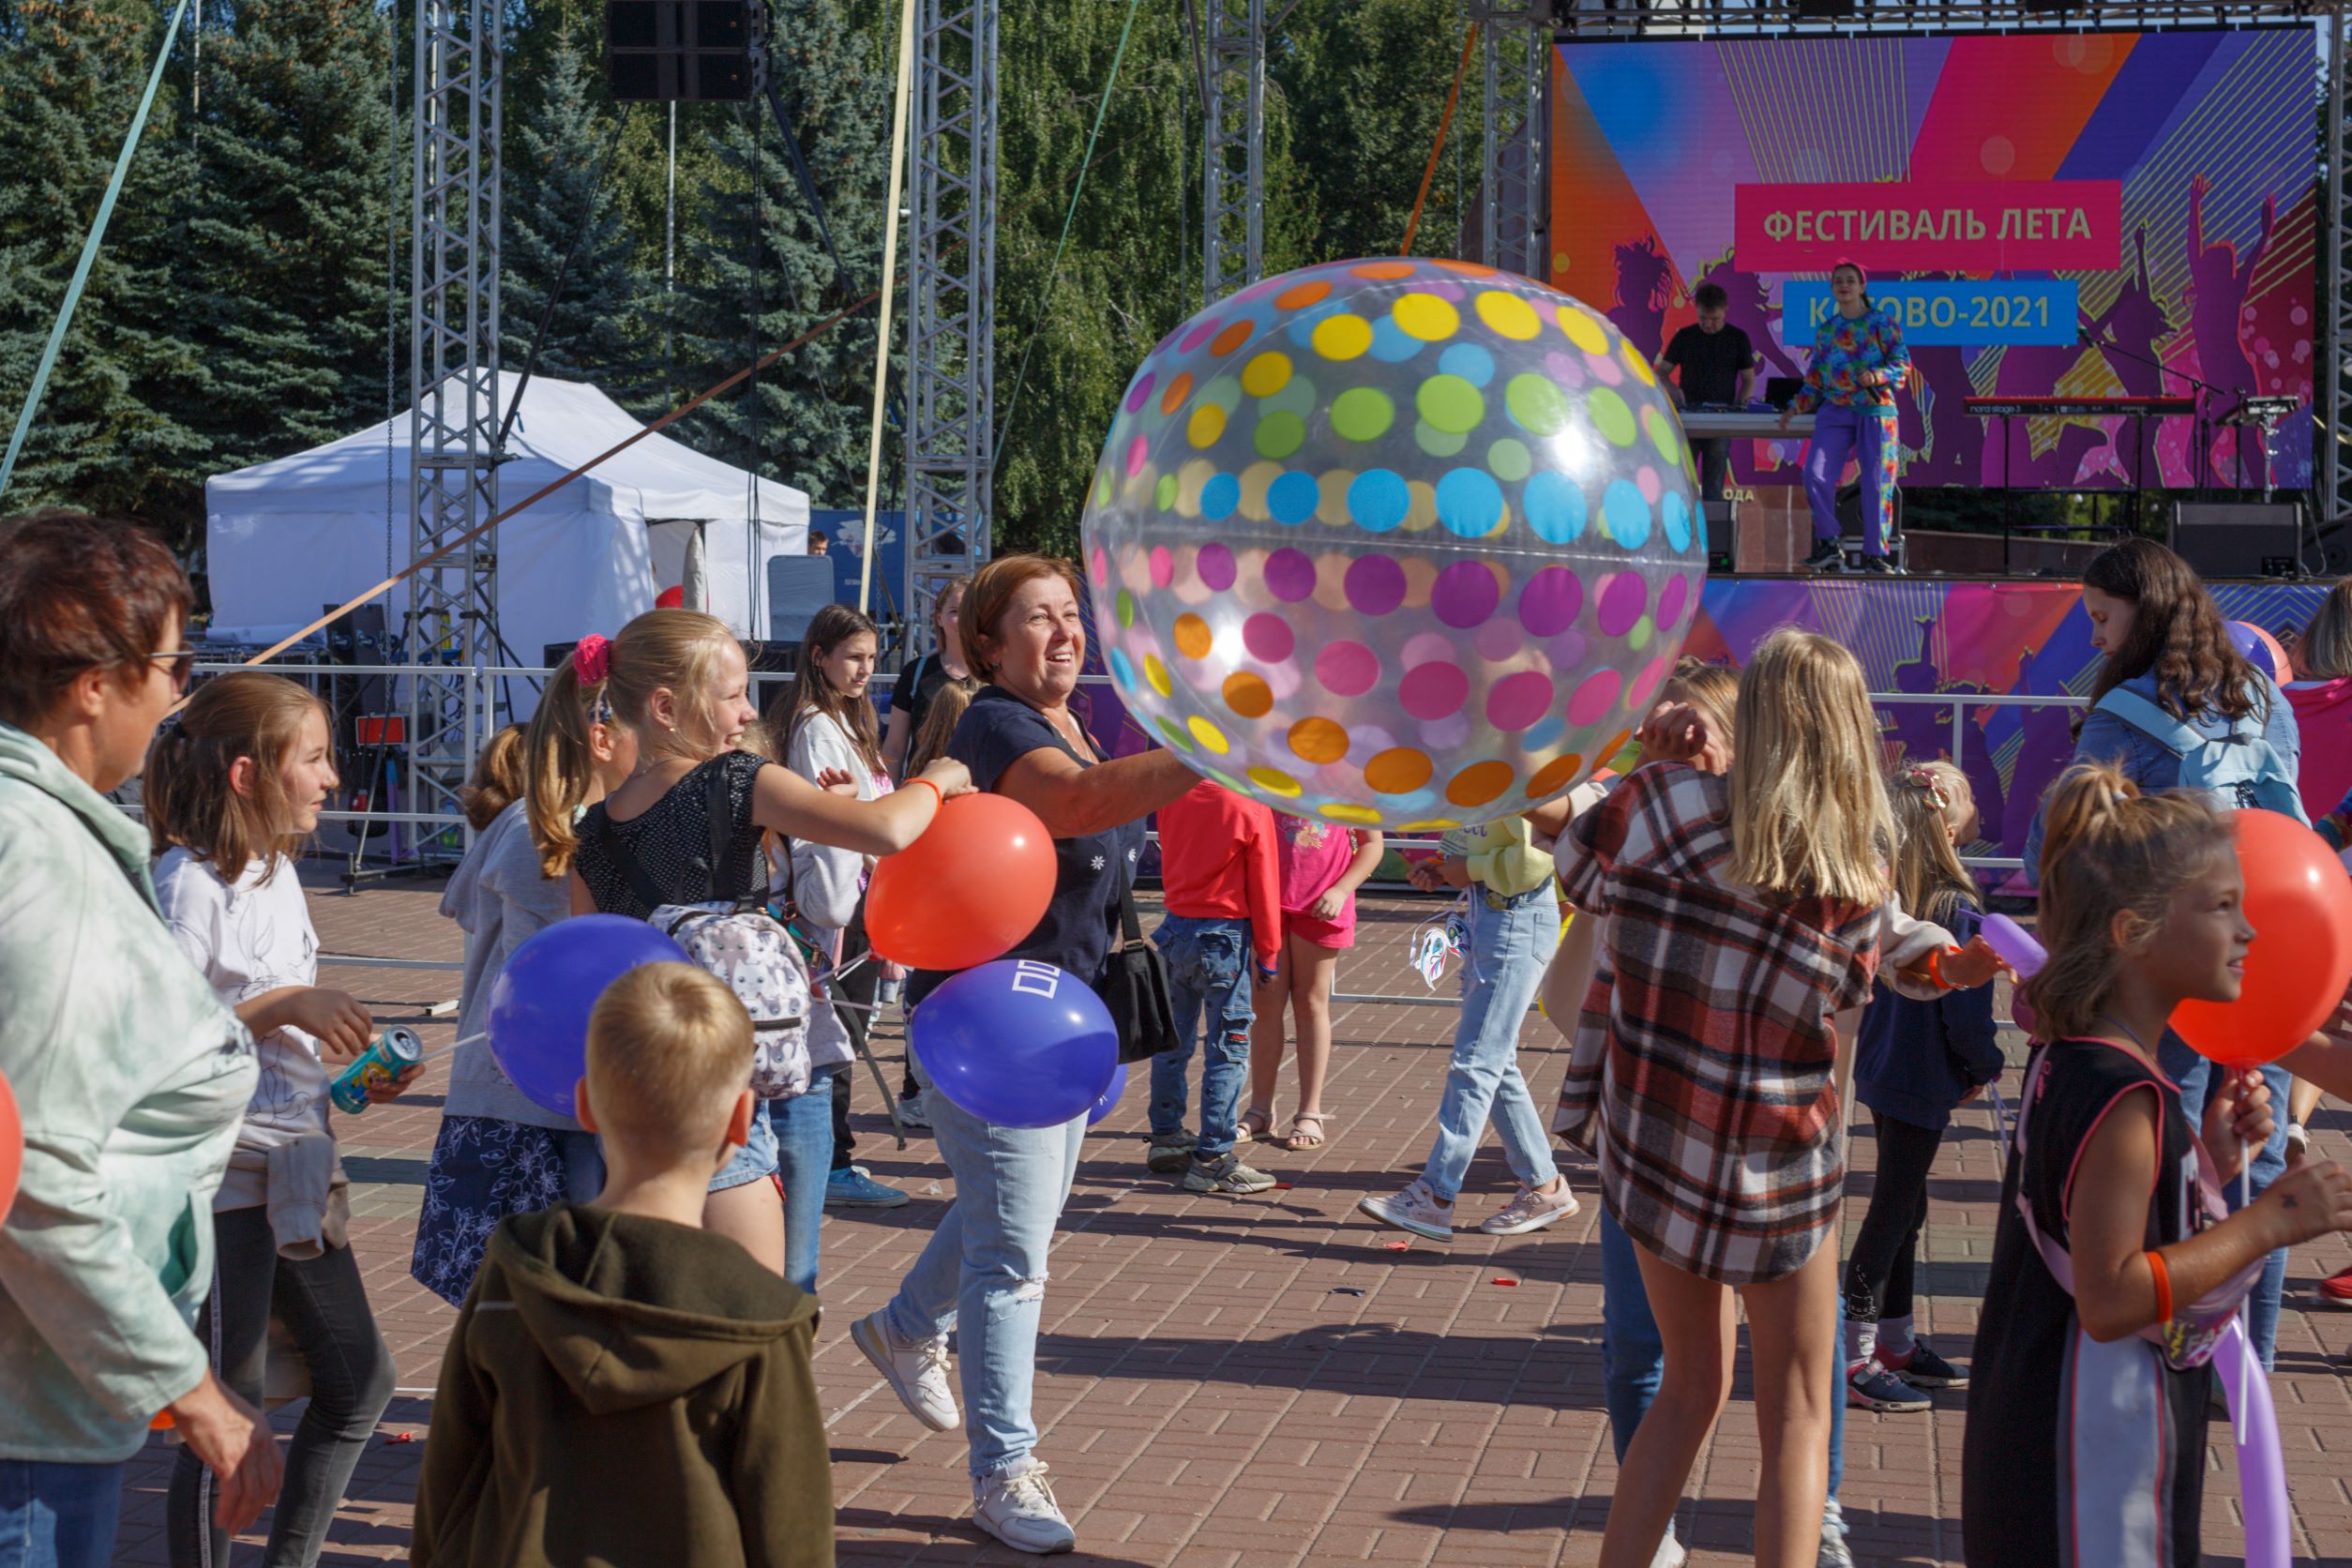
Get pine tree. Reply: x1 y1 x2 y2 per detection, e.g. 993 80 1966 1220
672 0 890 508
142 0 396 534
502 26 662 413
0 0 204 529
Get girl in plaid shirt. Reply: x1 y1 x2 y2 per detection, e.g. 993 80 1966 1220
1552 630 1997 1568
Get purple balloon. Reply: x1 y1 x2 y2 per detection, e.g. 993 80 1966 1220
1982 913 2046 981
2227 620 2284 682
488 915 692 1116
2216 1318 2290 1568
911 959 1119 1129
1086 1061 1129 1128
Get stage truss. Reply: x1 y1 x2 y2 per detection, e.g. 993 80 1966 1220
904 0 1000 651
407 0 503 837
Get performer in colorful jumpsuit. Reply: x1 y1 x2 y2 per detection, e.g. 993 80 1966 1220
1781 259 1911 574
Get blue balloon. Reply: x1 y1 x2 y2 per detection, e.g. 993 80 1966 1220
488 915 691 1116
1086 1061 1128 1128
911 959 1119 1129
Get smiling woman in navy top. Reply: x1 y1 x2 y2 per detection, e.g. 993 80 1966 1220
847 554 1199 1554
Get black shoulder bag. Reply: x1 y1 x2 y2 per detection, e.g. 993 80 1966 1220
1096 872 1182 1065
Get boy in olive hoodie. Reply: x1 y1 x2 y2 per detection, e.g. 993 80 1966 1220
415 964 831 1568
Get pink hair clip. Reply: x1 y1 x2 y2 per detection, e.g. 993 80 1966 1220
573 633 612 686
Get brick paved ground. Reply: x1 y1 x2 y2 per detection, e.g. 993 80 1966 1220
109 868 2352 1566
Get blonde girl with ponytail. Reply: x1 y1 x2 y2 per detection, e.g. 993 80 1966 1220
414 637 637 1308
570 608 972 1285
1962 763 2352 1565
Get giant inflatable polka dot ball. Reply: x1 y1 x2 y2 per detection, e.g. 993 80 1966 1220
1079 258 1707 831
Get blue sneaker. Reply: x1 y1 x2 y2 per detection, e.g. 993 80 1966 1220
824 1165 910 1208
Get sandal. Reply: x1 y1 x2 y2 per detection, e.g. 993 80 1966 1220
1283 1112 1327 1152
1236 1107 1274 1145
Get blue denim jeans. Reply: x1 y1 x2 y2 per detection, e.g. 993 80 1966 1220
1149 916 1256 1160
774 1078 837 1297
1424 886 1560 1200
882 1080 1086 1481
712 1096 779 1190
2157 1038 2290 1370
0 1460 122 1568
1599 1209 1846 1501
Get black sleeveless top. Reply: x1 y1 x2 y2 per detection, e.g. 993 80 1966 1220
1962 1038 2210 1568
574 752 768 919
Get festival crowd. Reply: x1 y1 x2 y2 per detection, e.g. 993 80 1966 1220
7 512 2352 1568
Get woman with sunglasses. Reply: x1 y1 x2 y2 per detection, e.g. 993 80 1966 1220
0 511 282 1568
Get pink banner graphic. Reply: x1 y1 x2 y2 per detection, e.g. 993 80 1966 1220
1734 181 2122 272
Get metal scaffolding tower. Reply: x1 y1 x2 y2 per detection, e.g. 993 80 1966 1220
903 0 1000 654
1477 2 1550 279
408 0 504 829
1202 0 1266 305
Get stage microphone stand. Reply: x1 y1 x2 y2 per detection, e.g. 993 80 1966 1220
2080 327 2235 505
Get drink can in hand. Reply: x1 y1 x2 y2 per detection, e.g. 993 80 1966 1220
329 1027 422 1116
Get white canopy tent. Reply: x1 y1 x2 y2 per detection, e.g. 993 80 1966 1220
204 373 808 677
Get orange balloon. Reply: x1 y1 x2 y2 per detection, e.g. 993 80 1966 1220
866 793 1058 971
2172 809 2352 1068
150 1409 175 1431
0 1067 17 1226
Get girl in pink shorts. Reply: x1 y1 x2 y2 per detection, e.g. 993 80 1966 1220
1244 815 1383 1151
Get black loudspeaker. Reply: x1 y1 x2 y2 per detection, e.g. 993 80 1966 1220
1702 500 1736 574
604 1 764 101
2169 502 2305 580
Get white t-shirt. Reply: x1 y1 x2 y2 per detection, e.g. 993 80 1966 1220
154 848 331 1210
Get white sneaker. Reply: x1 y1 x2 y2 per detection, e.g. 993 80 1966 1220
972 1458 1076 1554
1357 1177 1454 1242
1651 1527 1689 1568
849 1311 958 1431
1479 1180 1582 1235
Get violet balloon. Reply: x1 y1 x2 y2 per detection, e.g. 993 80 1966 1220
911 959 1119 1129
1086 1061 1128 1128
2216 1318 2289 1568
1079 261 1706 832
1981 913 2046 980
488 915 691 1117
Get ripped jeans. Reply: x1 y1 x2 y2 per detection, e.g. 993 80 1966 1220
880 1078 1086 1480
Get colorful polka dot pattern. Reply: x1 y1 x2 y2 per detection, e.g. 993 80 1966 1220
1078 259 1705 830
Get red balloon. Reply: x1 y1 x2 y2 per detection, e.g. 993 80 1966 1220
2173 809 2352 1067
0 1067 18 1224
656 585 686 610
866 793 1057 970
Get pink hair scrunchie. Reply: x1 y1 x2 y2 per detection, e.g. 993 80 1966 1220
573 633 612 686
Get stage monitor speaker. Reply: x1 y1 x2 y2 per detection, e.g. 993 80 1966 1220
1701 500 1736 574
2169 502 2304 580
604 1 764 101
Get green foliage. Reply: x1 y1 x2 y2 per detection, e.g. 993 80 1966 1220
671 0 890 507
0 0 1487 573
503 27 663 414
0 0 205 527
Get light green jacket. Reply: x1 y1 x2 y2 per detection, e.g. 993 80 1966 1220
0 723 256 1463
1438 815 1557 899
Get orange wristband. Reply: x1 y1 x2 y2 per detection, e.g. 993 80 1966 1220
2146 1249 2174 1323
1926 946 1953 990
908 776 942 809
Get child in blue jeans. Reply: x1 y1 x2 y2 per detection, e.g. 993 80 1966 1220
1362 815 1580 1240
1147 780 1283 1195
